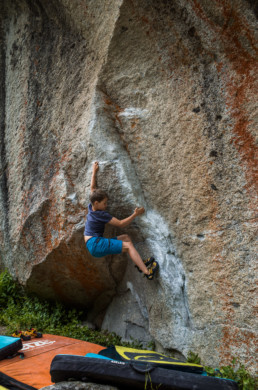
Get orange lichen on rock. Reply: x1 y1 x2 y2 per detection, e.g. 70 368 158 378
219 325 257 366
226 66 257 195
191 0 258 205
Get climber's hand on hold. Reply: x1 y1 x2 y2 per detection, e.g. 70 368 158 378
134 207 145 216
92 161 99 173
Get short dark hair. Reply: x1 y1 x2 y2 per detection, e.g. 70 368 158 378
90 189 108 204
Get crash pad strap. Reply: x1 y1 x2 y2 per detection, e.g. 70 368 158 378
0 372 37 390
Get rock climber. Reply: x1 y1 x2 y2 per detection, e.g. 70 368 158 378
84 161 159 280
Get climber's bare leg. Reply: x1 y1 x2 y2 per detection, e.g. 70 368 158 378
117 234 149 275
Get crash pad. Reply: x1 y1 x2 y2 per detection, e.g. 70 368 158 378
50 354 238 390
0 334 104 389
0 336 22 361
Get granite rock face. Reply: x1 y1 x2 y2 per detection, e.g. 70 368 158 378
0 0 257 372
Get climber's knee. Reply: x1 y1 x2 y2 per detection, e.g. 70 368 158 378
122 240 133 252
117 234 132 243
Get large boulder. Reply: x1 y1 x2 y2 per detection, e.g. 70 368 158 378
0 0 257 372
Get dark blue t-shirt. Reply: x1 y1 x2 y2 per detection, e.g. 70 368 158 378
84 204 112 237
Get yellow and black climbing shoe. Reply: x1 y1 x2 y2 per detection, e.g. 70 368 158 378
145 256 155 267
27 328 42 339
145 260 159 280
135 256 155 273
12 331 31 341
12 328 42 341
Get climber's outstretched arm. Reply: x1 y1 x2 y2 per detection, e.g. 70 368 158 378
108 207 145 228
90 161 99 192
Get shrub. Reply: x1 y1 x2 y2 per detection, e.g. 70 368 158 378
0 270 22 307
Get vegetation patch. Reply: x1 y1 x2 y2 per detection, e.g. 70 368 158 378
0 270 143 348
186 351 257 390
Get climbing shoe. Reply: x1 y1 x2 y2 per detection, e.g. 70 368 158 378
27 328 42 339
135 256 155 273
12 328 42 341
145 260 159 280
12 331 31 341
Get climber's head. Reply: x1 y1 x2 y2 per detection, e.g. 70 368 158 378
90 189 108 211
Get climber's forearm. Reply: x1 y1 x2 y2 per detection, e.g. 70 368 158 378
90 172 97 192
119 212 138 228
109 207 145 228
90 162 99 192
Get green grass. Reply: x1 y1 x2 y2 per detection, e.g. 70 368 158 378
0 270 256 389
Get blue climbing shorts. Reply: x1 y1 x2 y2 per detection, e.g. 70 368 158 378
86 237 123 258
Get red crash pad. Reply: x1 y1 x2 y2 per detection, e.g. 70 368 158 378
0 334 104 389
